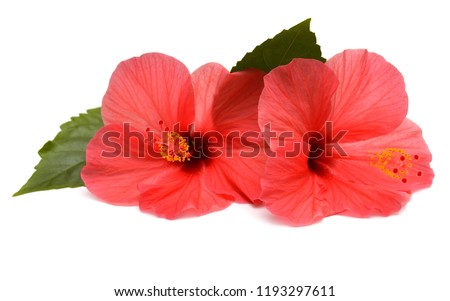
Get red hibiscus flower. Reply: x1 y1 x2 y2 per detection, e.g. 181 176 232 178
258 49 434 226
81 53 265 219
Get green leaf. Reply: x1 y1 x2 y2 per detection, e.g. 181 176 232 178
14 107 103 196
231 18 325 73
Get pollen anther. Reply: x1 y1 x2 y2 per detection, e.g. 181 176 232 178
370 147 412 181
156 132 191 163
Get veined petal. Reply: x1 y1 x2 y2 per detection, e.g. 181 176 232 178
326 50 408 141
81 124 169 206
191 63 229 130
210 68 265 134
259 58 338 149
260 146 336 226
204 147 266 203
138 166 232 219
333 118 434 193
102 53 195 132
322 176 410 218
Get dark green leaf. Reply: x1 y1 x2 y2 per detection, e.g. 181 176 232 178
231 18 325 73
14 107 103 196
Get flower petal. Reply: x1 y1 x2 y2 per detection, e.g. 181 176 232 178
138 166 232 219
322 176 409 218
260 146 335 226
204 148 266 203
81 124 169 206
102 53 195 131
190 66 265 204
334 118 434 193
326 50 408 141
258 58 338 148
191 63 229 130
210 68 265 134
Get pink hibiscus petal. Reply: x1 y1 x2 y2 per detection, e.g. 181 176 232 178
81 124 169 206
326 50 408 141
322 176 410 218
258 58 339 148
102 53 195 132
204 148 266 204
210 68 265 135
260 147 410 224
138 166 232 219
191 63 229 130
334 118 434 193
260 144 336 226
191 65 266 203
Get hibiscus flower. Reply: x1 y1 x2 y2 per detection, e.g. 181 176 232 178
258 49 434 226
81 53 265 219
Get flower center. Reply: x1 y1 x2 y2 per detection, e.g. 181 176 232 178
156 131 191 163
307 139 332 176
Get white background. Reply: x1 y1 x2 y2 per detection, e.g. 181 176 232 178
1 1 449 300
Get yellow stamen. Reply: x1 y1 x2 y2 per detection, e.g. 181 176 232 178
369 148 412 180
157 132 191 163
